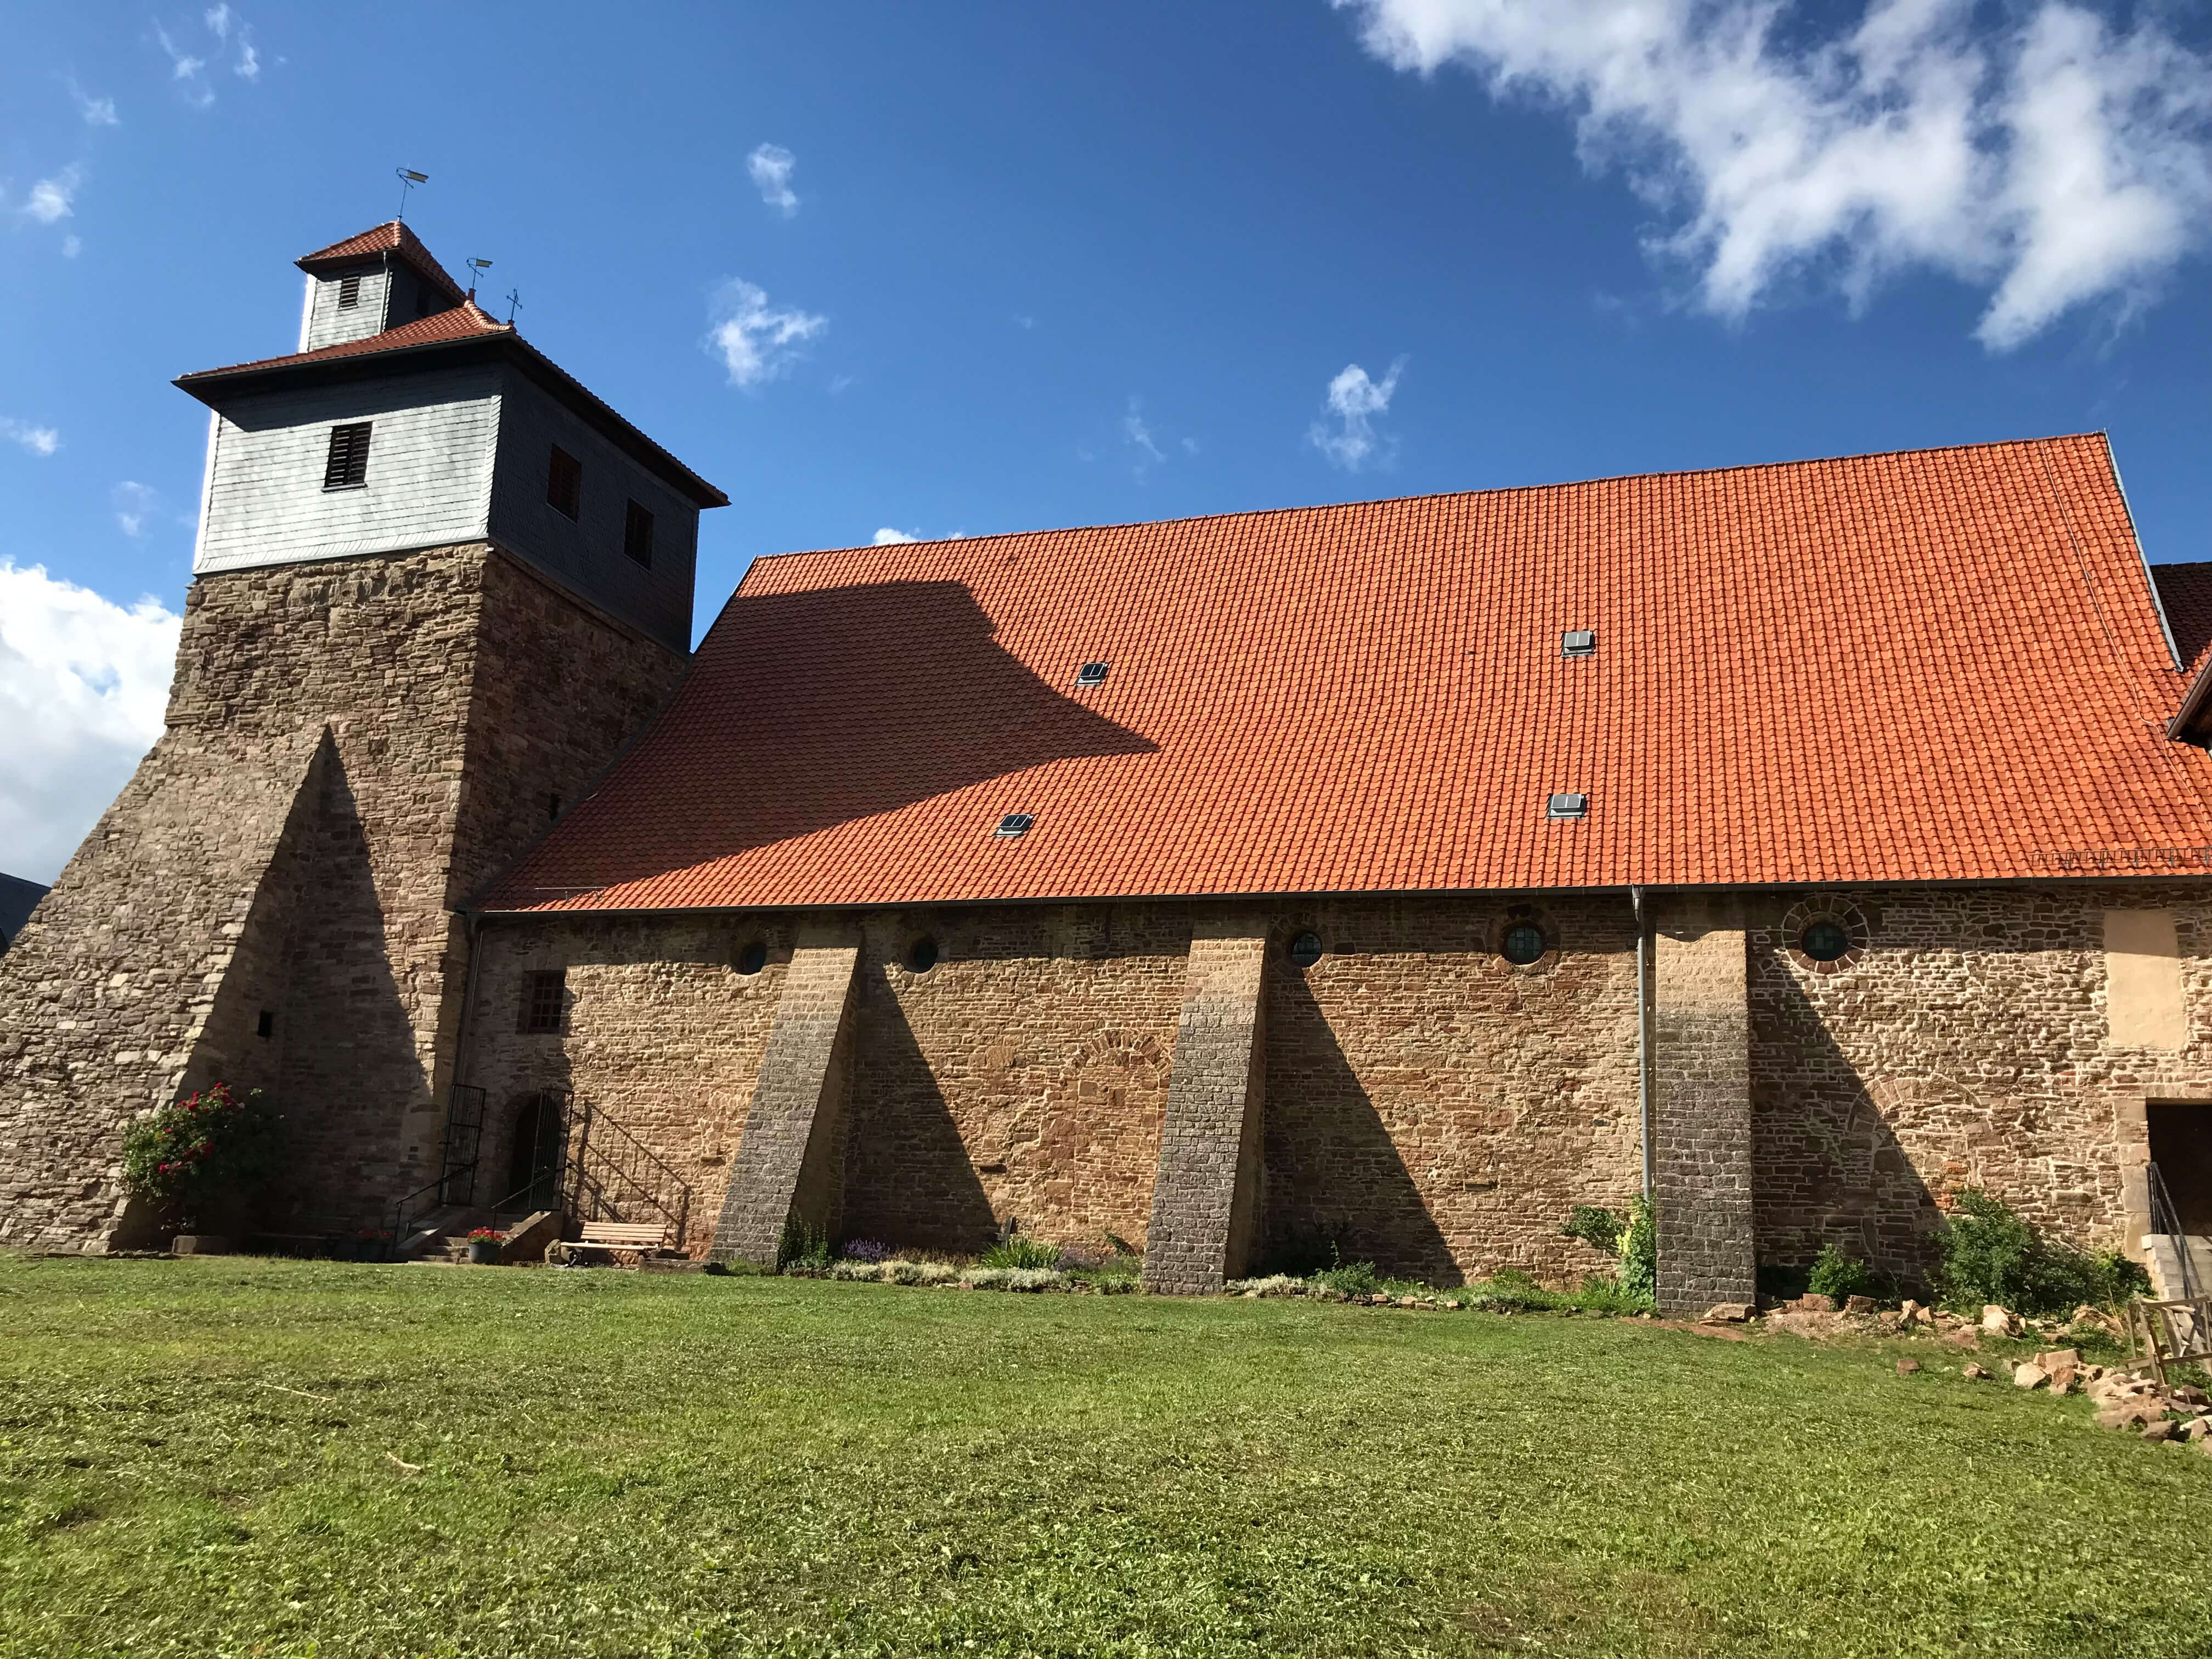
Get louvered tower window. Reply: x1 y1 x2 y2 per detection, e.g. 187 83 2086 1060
546 445 582 518
322 422 372 490
623 499 654 568
337 273 362 308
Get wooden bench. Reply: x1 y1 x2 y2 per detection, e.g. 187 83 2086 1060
550 1221 673 1265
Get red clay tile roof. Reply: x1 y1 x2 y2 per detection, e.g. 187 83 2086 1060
296 219 470 303
177 301 511 381
484 433 2212 912
2154 563 2212 679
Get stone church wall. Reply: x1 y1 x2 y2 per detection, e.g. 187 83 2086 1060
460 881 2212 1290
0 542 687 1250
1750 883 2212 1283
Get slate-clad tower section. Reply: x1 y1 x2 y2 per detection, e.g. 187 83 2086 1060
0 223 725 1251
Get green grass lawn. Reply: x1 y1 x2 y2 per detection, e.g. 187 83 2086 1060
4 1257 2210 1658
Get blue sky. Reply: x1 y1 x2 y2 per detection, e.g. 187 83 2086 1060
3 1 2210 878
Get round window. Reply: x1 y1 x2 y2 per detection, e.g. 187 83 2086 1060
733 940 768 976
905 936 940 974
1501 923 1549 966
1288 931 1324 969
1799 920 1851 962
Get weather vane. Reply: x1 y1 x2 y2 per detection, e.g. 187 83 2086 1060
394 168 428 221
465 257 492 300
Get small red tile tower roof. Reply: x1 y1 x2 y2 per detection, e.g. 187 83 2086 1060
481 432 2212 915
172 223 727 510
295 219 470 304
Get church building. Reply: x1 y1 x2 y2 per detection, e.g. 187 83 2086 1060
5 221 2212 1314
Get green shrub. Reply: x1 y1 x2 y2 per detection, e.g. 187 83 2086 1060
1934 1188 2151 1314
1313 1259 1381 1297
119 1084 281 1228
979 1235 1060 1270
1805 1244 1877 1303
777 1217 832 1272
1616 1196 1656 1302
1561 1205 1623 1255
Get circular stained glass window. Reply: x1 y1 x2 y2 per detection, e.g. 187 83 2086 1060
1288 932 1324 969
1799 920 1851 962
905 936 940 974
734 940 768 976
1502 924 1548 966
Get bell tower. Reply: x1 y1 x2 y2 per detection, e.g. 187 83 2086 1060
0 222 727 1251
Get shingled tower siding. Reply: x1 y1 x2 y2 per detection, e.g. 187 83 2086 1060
1142 927 1268 1294
0 545 686 1250
709 934 862 1266
1651 896 1756 1314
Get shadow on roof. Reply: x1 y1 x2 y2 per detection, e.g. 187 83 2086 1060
495 580 1159 901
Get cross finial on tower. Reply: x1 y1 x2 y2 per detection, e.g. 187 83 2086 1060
505 286 523 325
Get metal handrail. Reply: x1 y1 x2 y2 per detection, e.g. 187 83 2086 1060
485 1096 692 1248
387 1159 477 1258
2147 1161 2198 1302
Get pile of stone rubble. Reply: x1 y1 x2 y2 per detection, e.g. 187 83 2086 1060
1700 1293 2212 1454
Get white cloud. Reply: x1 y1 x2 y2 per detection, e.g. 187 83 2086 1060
67 80 118 126
1334 0 2212 348
155 23 215 105
1 420 60 457
61 235 80 258
747 143 800 216
235 38 259 80
111 481 159 538
1122 398 1165 469
873 527 922 545
20 168 80 225
0 562 179 883
204 4 232 37
704 278 827 388
1308 358 1405 471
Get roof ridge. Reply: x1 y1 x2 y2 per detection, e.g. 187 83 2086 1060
747 431 2111 566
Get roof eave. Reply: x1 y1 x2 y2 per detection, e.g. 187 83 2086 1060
173 333 731 510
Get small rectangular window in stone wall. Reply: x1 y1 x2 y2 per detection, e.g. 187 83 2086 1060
323 422 372 490
521 968 567 1034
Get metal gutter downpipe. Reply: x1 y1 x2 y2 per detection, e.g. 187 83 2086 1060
1633 885 1652 1198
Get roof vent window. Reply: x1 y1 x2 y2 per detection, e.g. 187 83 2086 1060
1561 629 1596 657
1076 661 1109 687
1547 793 1588 820
994 812 1036 838
337 273 363 309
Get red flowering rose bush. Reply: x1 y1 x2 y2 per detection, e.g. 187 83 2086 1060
118 1084 282 1229
466 1228 505 1243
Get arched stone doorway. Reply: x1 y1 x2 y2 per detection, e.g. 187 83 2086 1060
504 1091 569 1214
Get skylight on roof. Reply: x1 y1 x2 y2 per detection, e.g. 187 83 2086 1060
1076 661 1109 687
1547 793 1588 820
1561 630 1596 657
995 812 1036 838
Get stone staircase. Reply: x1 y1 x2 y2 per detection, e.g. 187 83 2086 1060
2141 1234 2212 1302
402 1206 493 1264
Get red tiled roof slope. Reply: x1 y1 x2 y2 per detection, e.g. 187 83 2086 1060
2154 563 2212 679
177 301 510 380
486 434 2212 912
296 219 470 302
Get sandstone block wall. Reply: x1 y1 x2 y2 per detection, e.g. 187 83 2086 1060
0 543 686 1249
1263 895 1642 1284
709 934 860 1265
1651 897 1755 1314
1142 926 1267 1294
1750 883 2212 1281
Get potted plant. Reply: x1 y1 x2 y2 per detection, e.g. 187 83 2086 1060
466 1227 505 1265
119 1083 281 1253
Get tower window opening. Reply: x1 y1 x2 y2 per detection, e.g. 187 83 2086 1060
337 273 362 308
734 940 769 976
546 793 561 823
256 1009 274 1039
521 968 567 1034
623 500 655 568
322 422 372 491
546 445 582 519
1288 931 1324 969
